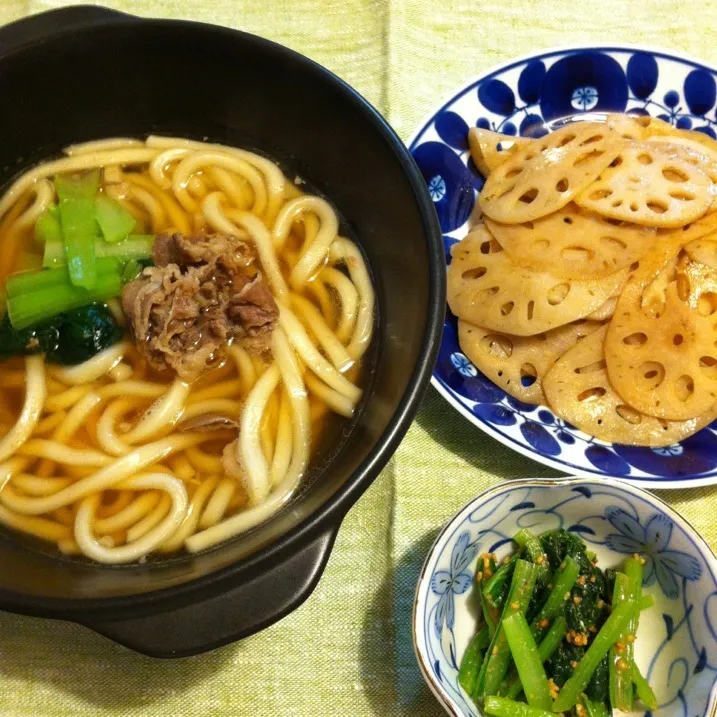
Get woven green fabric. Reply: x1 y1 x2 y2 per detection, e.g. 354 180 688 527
0 1 716 714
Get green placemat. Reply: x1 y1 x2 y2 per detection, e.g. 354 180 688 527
0 1 716 714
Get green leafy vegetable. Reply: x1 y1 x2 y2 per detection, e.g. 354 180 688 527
633 663 657 710
35 205 62 243
552 600 636 711
95 194 136 243
43 235 153 269
7 258 122 299
121 259 144 285
610 559 643 711
458 625 490 695
7 261 122 330
479 560 537 698
55 171 101 290
580 693 609 717
0 303 122 365
639 594 655 612
503 616 567 700
502 612 552 709
529 556 580 642
484 550 522 609
484 696 560 717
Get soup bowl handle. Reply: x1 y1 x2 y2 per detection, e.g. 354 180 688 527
79 525 339 658
0 5 131 54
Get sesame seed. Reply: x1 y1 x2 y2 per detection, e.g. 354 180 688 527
547 583 553 590
570 660 578 669
617 658 630 671
503 556 510 565
590 575 596 584
626 634 636 643
492 646 499 656
577 576 586 586
476 572 483 582
510 601 520 610
573 596 583 605
597 600 605 609
564 592 571 601
615 642 625 653
560 562 566 570
536 555 544 565
539 618 550 629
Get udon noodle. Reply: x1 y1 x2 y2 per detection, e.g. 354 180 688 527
0 136 374 563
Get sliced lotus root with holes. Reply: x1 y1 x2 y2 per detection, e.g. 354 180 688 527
605 240 717 420
642 116 717 149
468 127 535 176
669 209 717 245
605 113 647 141
458 318 602 405
587 295 618 321
478 123 625 224
635 115 680 136
575 142 714 227
645 136 717 184
685 236 717 269
544 325 717 447
485 203 657 279
447 225 628 336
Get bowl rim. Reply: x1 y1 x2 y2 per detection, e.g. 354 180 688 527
0 10 446 617
406 42 717 490
412 475 717 717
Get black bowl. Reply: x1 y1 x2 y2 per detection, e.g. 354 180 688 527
0 6 444 656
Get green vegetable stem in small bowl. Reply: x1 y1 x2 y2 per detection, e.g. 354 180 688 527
413 478 717 717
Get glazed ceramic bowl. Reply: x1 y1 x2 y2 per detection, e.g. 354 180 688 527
409 45 717 488
0 6 444 656
413 477 717 716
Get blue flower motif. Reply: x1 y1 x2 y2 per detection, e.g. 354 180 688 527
428 175 447 201
412 142 475 232
431 531 477 638
604 508 702 598
571 86 599 111
450 352 477 378
652 444 683 457
540 51 628 121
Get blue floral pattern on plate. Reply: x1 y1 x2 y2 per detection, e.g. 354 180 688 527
413 478 717 717
409 46 717 488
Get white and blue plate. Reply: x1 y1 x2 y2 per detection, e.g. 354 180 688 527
413 477 717 717
408 45 717 488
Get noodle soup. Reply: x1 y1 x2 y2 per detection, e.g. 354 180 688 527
0 137 373 563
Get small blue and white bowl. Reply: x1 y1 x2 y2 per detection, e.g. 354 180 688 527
409 45 717 488
413 478 717 716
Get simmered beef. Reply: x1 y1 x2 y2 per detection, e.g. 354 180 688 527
122 233 278 382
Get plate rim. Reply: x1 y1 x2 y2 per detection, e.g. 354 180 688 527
408 42 717 490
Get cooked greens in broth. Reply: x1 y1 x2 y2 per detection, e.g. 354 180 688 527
0 136 374 563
